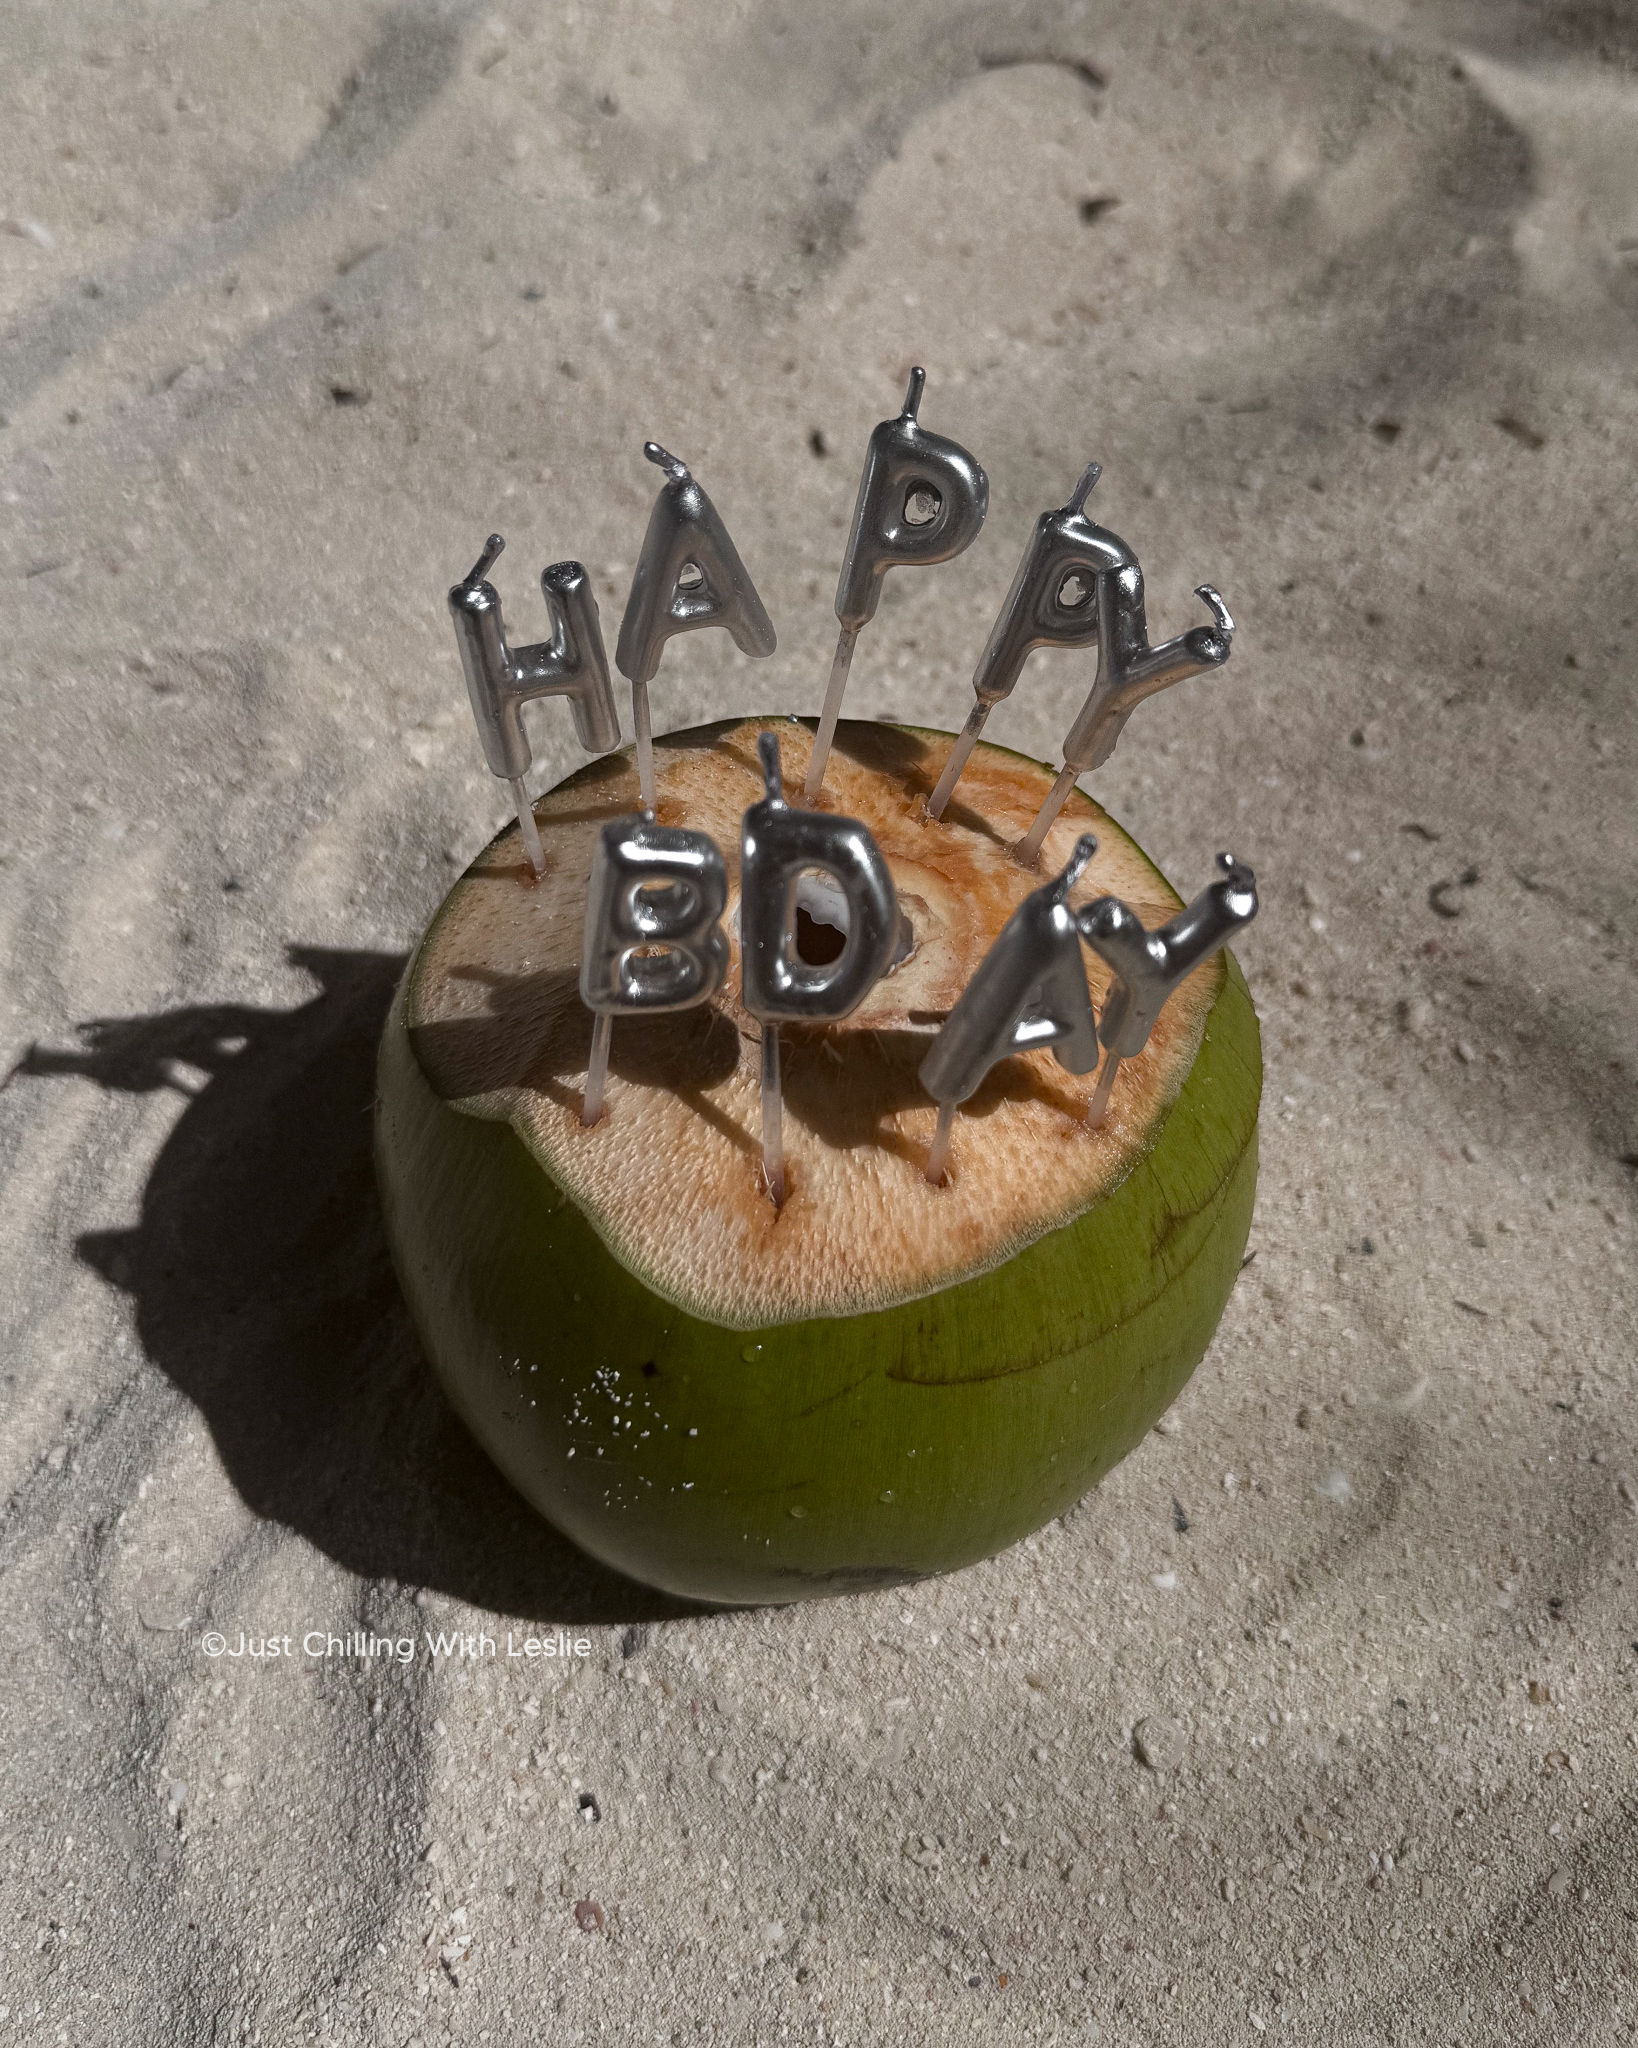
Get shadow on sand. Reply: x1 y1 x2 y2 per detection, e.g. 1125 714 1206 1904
22 945 703 1628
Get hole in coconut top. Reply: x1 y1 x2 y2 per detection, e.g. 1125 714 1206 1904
795 905 847 967
793 870 849 966
786 872 918 972
903 484 941 527
1058 570 1094 610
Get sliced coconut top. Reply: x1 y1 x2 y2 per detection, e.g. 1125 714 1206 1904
406 717 1220 1327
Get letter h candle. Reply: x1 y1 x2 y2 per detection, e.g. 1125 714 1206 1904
449 534 622 878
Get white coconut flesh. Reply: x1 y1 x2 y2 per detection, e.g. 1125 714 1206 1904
404 717 1221 1327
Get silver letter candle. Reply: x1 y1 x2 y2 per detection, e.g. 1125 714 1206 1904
918 834 1100 1184
924 462 1126 820
1015 573 1235 866
616 444 776 810
1077 852 1258 1126
578 812 731 1126
804 369 988 800
740 731 899 1204
449 534 622 877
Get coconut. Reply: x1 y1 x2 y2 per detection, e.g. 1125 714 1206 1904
375 716 1260 1604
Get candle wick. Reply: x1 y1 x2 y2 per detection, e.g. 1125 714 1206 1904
1067 462 1102 514
1058 832 1098 894
643 440 691 483
464 532 505 589
1195 583 1234 636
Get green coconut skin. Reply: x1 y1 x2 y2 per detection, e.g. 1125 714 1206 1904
374 870 1261 1606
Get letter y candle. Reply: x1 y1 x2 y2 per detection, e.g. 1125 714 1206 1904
1078 852 1259 1127
1015 576 1235 866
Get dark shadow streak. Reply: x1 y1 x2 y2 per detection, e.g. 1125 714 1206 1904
18 946 700 1625
979 50 1106 91
0 3 472 412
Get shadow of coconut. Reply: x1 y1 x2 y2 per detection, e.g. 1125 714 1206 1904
22 945 705 1628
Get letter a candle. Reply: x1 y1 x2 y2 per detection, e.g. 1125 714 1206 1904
377 388 1262 1605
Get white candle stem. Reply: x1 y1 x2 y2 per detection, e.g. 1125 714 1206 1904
582 1012 613 1127
760 1022 785 1208
510 777 546 877
924 701 989 821
803 627 859 800
1086 1044 1121 1128
1015 763 1080 867
924 1099 957 1185
632 677 657 810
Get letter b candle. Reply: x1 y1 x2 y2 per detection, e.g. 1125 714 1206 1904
578 813 731 1126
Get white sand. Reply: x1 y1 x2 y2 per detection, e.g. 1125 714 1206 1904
3 2 1635 2040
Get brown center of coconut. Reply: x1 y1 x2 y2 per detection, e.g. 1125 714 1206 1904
405 718 1219 1326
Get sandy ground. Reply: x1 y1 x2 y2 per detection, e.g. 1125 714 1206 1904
3 1 1636 2041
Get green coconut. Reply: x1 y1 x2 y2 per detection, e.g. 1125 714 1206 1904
375 716 1260 1605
